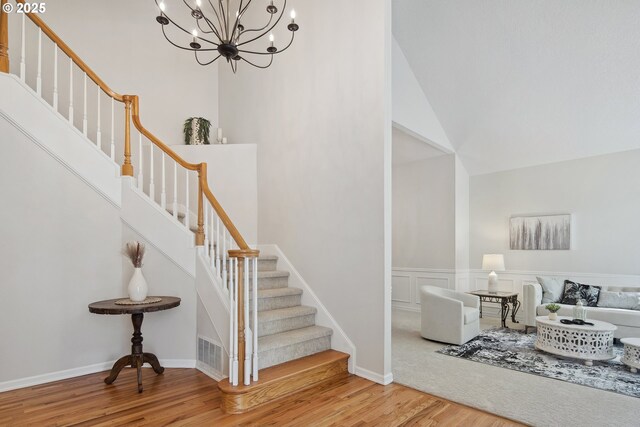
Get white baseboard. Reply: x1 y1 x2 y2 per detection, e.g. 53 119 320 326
0 361 115 393
0 358 196 393
355 366 393 385
196 361 226 382
160 359 196 368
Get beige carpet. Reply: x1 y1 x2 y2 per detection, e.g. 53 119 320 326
392 309 640 427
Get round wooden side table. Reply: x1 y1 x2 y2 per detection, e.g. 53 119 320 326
88 296 181 393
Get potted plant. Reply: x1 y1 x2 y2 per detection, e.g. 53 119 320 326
183 117 211 145
545 303 561 320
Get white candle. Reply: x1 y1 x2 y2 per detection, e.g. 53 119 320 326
222 137 228 144
217 128 223 142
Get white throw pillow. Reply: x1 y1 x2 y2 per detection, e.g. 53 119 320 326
536 276 564 304
597 291 640 310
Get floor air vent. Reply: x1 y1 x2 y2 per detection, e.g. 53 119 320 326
197 336 224 375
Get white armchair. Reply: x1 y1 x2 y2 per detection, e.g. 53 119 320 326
419 286 480 345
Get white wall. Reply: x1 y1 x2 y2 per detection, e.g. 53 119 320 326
470 149 640 275
7 0 218 147
172 144 258 245
0 106 196 387
392 154 455 269
454 154 470 290
121 226 197 362
219 0 391 380
0 115 126 383
392 37 453 153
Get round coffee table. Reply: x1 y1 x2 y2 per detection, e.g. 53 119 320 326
89 296 181 392
535 315 617 366
621 338 640 373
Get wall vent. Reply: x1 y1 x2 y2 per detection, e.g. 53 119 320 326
197 336 223 374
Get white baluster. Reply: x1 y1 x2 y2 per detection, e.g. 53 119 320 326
228 246 234 292
20 14 25 82
173 162 178 219
36 29 42 95
244 258 251 386
184 169 190 229
110 97 115 160
209 208 216 270
149 143 155 202
53 45 58 110
68 58 74 124
229 256 235 385
222 228 228 287
252 257 259 381
203 204 209 254
82 73 88 135
216 217 221 276
137 134 143 191
96 90 101 149
232 258 239 386
161 152 167 209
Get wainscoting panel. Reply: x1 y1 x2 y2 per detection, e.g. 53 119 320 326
392 268 456 312
391 274 411 304
393 268 640 320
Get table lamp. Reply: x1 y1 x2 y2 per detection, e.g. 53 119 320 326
482 254 505 293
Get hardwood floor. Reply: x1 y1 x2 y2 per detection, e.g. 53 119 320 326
0 368 524 426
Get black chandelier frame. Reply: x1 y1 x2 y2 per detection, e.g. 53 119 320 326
154 0 299 72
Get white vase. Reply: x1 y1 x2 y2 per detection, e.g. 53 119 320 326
128 268 148 302
549 312 558 320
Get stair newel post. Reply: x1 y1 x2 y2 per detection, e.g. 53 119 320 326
0 0 8 73
236 255 246 386
229 249 260 387
121 95 134 176
195 164 206 246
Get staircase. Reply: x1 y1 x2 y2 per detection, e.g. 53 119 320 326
0 2 350 413
216 254 348 413
254 255 333 369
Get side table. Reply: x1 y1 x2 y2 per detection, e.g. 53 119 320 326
467 290 520 328
88 296 181 393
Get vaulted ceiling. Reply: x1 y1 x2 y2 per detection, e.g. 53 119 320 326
393 0 640 175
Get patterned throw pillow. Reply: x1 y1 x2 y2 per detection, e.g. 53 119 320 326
560 280 601 307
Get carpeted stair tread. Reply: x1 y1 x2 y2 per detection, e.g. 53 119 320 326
257 287 302 298
254 287 302 311
258 306 318 336
252 270 289 279
258 305 317 322
258 325 333 352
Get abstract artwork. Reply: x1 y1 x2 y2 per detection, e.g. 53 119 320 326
509 214 571 250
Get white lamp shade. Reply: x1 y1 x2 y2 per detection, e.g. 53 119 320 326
482 254 505 272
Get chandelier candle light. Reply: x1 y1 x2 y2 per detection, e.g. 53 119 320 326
154 0 300 72
482 254 506 294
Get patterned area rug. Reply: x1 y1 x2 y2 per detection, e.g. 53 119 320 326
437 328 640 398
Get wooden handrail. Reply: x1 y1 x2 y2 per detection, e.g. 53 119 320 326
0 1 8 73
4 4 256 257
130 96 253 252
15 0 124 101
129 96 200 171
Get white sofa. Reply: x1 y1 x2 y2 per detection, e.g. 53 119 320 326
419 285 480 345
523 282 640 338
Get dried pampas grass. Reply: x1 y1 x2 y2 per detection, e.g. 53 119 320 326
124 241 146 268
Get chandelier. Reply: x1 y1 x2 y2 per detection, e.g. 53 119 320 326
154 0 299 72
